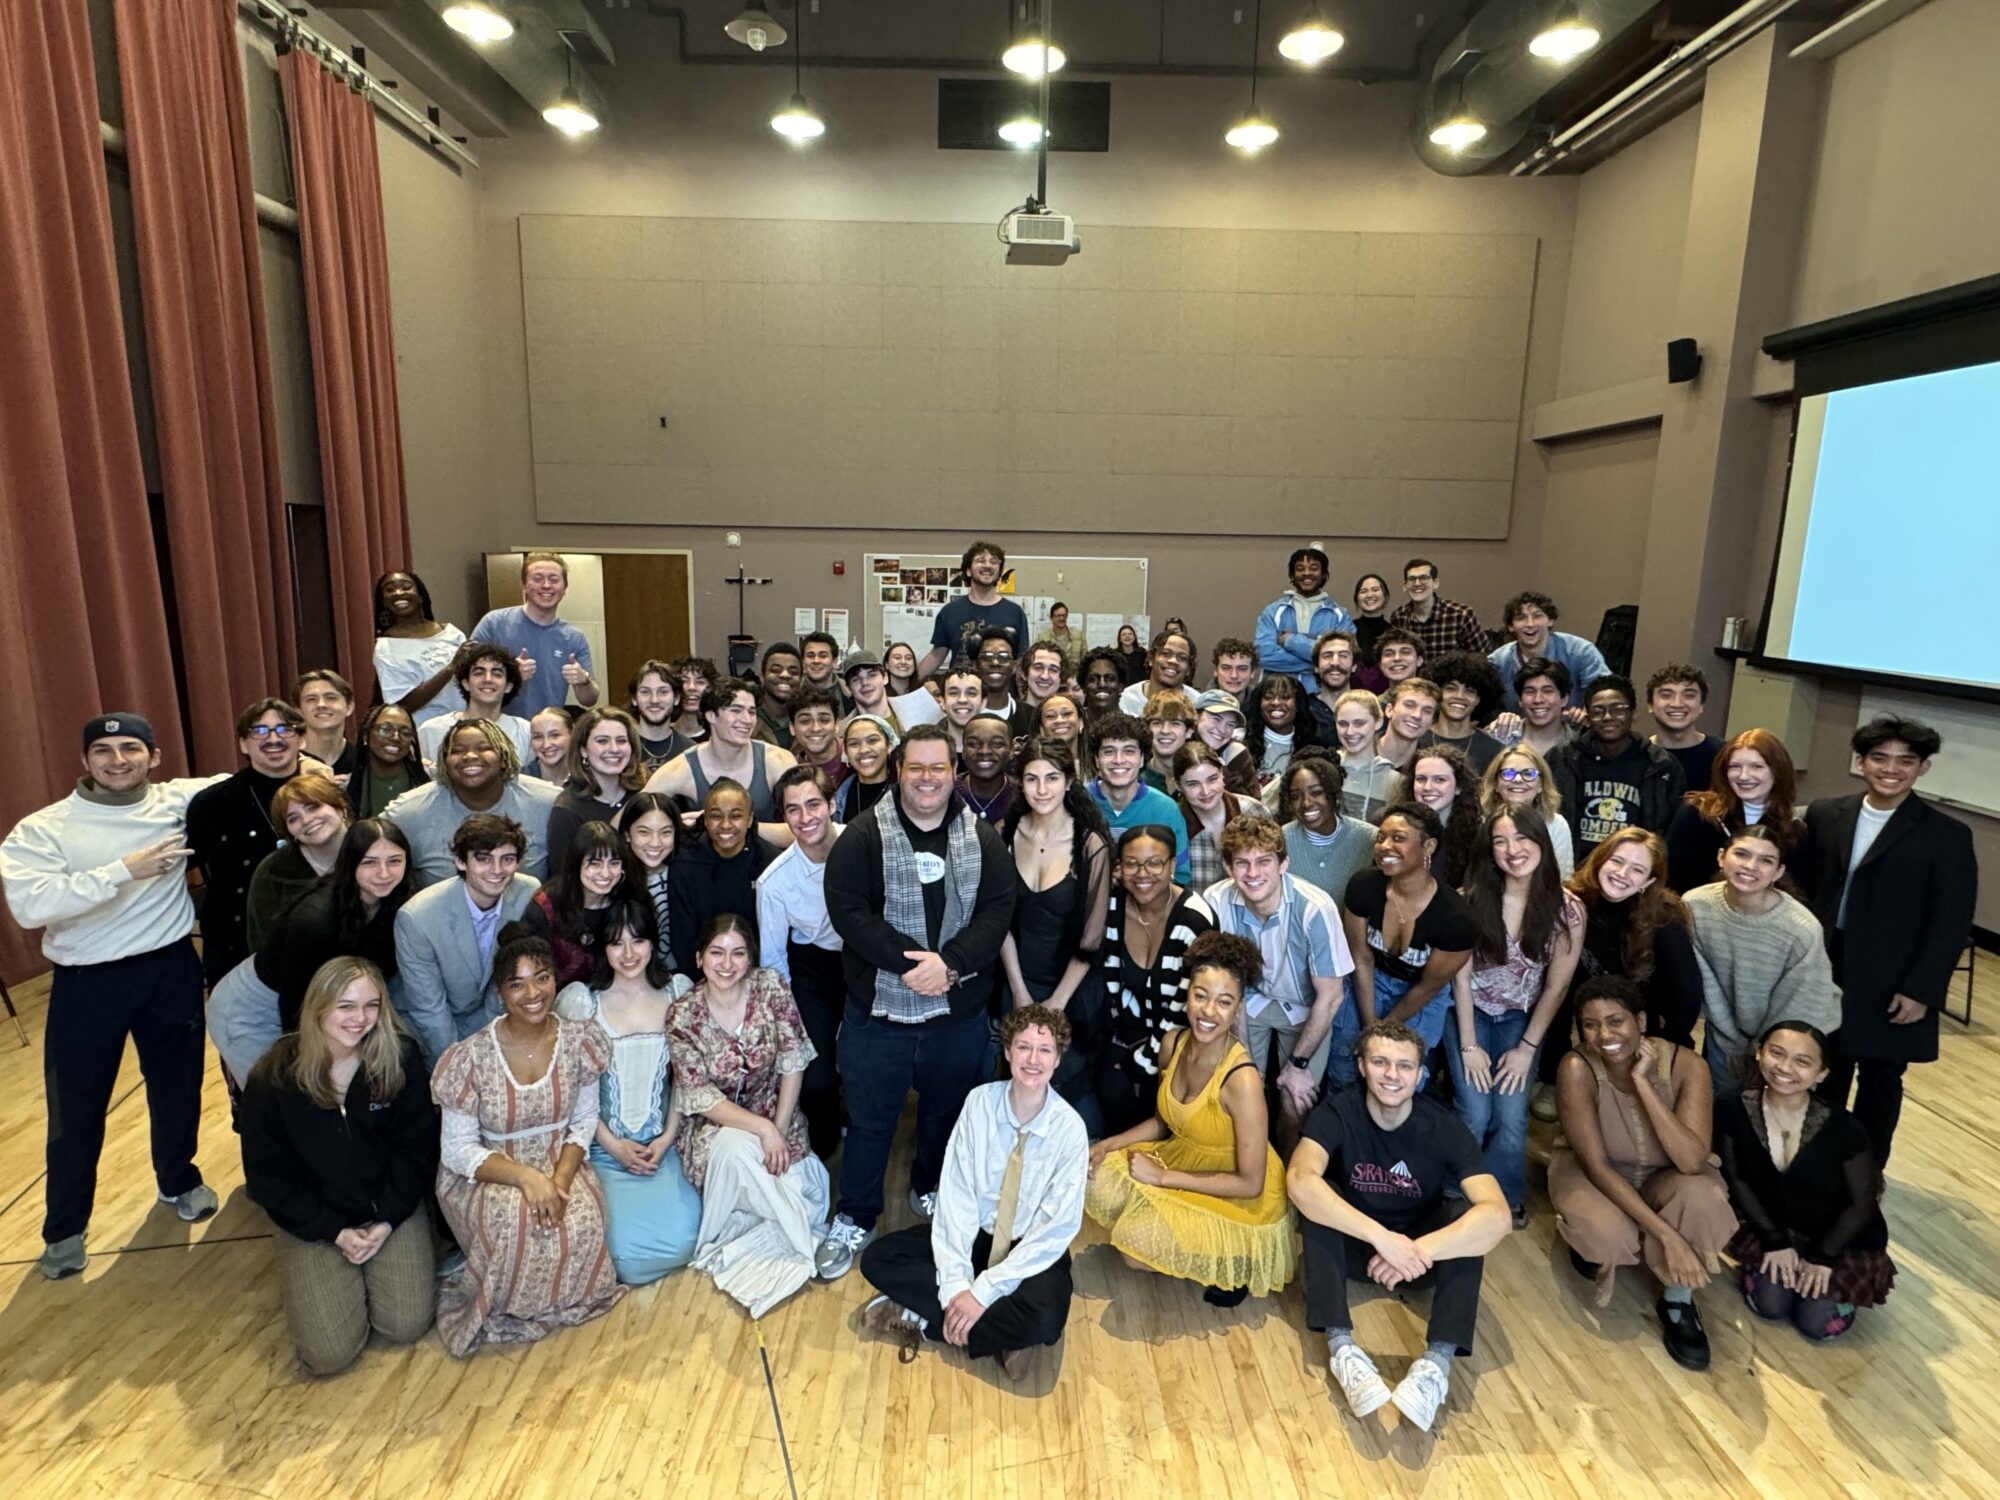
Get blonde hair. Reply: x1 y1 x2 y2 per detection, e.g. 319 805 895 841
442 716 522 780
1480 741 1564 819
1143 690 1195 723
290 956 408 1109
520 549 568 581
1332 688 1384 723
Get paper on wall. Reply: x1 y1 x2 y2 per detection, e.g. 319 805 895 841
888 688 944 728
793 607 817 635
1131 614 1151 644
881 604 938 654
821 608 850 650
1083 613 1124 648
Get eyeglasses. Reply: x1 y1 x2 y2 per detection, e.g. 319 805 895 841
1498 766 1540 782
1586 702 1633 718
1120 857 1170 874
248 724 296 740
977 652 1014 665
371 724 414 740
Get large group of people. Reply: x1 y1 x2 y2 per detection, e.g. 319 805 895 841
0 539 1978 1436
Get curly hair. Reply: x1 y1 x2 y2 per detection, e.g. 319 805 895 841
1406 745 1484 887
1182 930 1264 996
1567 829 1688 981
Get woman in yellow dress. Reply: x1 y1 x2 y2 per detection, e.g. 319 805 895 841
1086 932 1295 1305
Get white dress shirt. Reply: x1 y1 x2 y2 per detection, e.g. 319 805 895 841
933 1081 1088 1309
754 829 844 980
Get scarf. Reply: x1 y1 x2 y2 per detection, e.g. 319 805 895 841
873 797 983 1023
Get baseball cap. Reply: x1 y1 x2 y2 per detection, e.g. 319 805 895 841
83 713 156 751
1193 690 1243 721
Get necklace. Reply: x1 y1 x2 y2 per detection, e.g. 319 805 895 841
962 780 1012 818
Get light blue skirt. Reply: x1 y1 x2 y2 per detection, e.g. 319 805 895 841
591 1141 703 1286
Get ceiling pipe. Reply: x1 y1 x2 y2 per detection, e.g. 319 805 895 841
1512 0 1800 175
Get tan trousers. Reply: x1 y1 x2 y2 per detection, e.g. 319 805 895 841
272 1205 437 1376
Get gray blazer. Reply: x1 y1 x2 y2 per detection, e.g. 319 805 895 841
393 874 541 1063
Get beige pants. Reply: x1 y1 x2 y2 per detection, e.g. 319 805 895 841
1549 1155 1737 1287
273 1205 437 1376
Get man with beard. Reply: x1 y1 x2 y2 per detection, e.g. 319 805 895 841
186 699 311 987
628 658 694 774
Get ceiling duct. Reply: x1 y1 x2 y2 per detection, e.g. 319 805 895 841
413 0 614 128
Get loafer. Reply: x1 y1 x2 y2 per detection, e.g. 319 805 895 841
1657 1297 1712 1372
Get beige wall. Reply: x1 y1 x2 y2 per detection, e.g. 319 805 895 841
1554 105 1701 399
381 62 1581 651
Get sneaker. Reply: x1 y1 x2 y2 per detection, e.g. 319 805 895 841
159 1184 219 1223
908 1187 938 1222
815 1214 874 1280
37 1234 87 1281
1529 1084 1559 1124
1390 1356 1451 1432
1657 1297 1712 1372
1328 1343 1392 1418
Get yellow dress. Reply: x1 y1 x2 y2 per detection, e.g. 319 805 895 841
1086 1034 1296 1295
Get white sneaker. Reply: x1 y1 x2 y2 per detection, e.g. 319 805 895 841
1329 1343 1392 1418
908 1187 938 1222
815 1214 874 1280
1390 1356 1451 1432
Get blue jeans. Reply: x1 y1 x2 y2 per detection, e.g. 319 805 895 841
836 1006 992 1229
1444 1010 1535 1212
1703 1027 1748 1102
1325 969 1450 1089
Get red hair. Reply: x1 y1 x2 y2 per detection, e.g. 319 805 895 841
1566 829 1688 980
1688 728 1797 836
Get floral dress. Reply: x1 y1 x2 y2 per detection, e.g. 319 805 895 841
431 1016 625 1356
667 968 815 1190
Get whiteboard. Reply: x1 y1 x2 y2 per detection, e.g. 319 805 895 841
1856 689 2000 818
861 553 1148 660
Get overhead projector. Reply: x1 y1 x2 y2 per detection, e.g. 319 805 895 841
1000 208 1081 267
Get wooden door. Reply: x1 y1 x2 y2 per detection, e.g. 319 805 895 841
601 552 693 707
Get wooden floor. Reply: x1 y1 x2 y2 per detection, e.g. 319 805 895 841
2 966 1997 1500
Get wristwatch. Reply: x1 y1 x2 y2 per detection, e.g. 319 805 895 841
945 966 962 989
1288 1054 1313 1073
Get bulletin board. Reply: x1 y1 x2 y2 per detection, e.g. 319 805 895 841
862 554 1150 660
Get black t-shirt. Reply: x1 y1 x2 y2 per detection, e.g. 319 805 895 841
1342 868 1478 985
930 595 1029 666
1659 734 1722 797
1302 1088 1484 1233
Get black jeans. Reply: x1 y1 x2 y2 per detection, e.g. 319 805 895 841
787 942 848 1161
1299 1204 1484 1356
860 1225 1073 1359
835 1006 990 1228
43 939 207 1243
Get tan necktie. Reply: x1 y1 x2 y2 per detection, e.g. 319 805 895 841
989 1126 1030 1261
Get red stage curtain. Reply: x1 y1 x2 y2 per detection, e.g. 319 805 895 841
0 0 189 982
280 50 413 708
115 0 298 769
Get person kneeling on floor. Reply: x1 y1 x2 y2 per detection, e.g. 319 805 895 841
1286 1020 1511 1433
858 1004 1088 1379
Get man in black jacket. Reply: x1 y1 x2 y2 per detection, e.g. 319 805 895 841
186 698 310 988
814 724 1016 1280
1549 674 1685 856
1799 715 1977 1166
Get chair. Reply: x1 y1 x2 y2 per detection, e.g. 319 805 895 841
1944 944 1976 1032
0 973 26 1048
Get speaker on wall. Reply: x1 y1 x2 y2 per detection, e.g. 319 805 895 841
1667 337 1703 384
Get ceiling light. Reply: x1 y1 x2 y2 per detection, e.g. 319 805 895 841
544 94 600 135
724 5 787 52
998 116 1045 147
1529 4 1601 62
1002 36 1066 78
1224 114 1280 153
1429 115 1486 150
772 92 825 140
1277 7 1345 66
441 2 513 45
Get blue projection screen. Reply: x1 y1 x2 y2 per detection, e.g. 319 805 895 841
1765 360 2000 694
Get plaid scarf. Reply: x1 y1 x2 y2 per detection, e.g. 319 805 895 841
873 798 983 1023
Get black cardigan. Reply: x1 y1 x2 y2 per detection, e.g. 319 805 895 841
667 834 777 977
254 880 403 1034
1716 1090 1888 1263
239 1037 437 1244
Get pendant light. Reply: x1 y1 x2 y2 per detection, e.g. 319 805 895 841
1277 4 1344 66
770 6 824 140
1427 73 1484 151
1002 2 1065 78
1529 2 1601 63
543 46 600 136
724 4 787 53
1224 0 1279 153
441 2 513 45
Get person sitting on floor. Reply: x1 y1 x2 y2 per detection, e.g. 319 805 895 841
430 925 625 1357
555 896 702 1286
858 1003 1089 1379
1286 1021 1512 1432
240 956 437 1377
1086 932 1296 1307
669 913 829 1318
1549 976 1738 1373
1716 1020 1895 1343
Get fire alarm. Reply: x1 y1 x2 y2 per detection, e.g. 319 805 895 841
833 560 846 575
